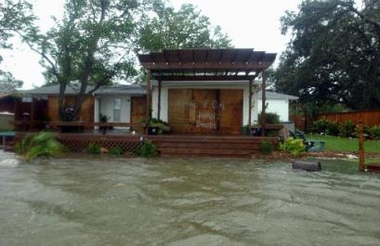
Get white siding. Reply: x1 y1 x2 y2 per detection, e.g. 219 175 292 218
96 95 131 129
257 98 290 122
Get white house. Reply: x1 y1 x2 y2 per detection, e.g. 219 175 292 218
256 91 299 122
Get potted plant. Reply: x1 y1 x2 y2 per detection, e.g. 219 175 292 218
99 113 111 134
141 118 170 135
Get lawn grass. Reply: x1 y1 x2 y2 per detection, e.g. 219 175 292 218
306 134 380 167
306 134 380 153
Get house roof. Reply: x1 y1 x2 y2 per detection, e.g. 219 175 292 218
21 84 95 95
21 84 145 96
258 91 299 100
138 48 276 81
94 84 146 95
0 93 11 99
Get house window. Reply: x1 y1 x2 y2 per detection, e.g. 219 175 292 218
113 98 121 122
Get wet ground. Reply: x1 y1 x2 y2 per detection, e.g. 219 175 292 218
1 150 380 246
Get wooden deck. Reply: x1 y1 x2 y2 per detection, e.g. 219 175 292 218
149 135 278 158
13 132 279 158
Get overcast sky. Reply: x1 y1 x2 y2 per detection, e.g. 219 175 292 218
1 0 301 89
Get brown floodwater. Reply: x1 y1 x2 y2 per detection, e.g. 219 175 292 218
1 150 380 246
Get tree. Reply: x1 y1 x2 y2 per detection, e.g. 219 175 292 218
23 0 150 120
0 0 36 92
5 0 232 120
0 71 23 93
275 0 380 111
137 2 232 52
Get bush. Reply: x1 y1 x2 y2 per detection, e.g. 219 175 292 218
109 146 124 156
260 141 273 155
15 132 62 162
86 143 101 154
311 119 339 135
258 112 280 124
369 125 380 140
338 120 356 138
134 140 157 158
279 137 305 156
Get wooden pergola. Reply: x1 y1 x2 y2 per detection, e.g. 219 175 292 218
138 48 277 135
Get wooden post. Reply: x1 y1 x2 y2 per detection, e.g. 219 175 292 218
145 71 152 135
261 71 266 136
157 80 161 121
358 121 365 171
248 78 253 129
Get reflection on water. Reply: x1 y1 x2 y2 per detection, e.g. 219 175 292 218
1 150 380 246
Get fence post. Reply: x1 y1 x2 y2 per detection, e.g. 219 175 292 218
358 121 365 171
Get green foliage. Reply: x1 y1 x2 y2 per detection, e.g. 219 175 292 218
260 141 273 155
0 71 23 93
258 112 280 124
141 118 170 134
279 137 305 157
22 0 148 120
0 0 36 48
369 125 380 140
15 132 62 162
99 114 110 123
85 143 101 154
109 146 124 156
0 0 36 93
338 120 356 138
138 3 232 52
311 119 339 135
134 140 157 158
305 134 380 153
276 0 380 111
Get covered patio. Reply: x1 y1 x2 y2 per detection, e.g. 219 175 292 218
138 48 277 136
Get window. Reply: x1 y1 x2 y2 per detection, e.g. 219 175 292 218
113 98 121 122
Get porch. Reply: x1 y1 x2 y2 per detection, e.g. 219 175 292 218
13 129 279 158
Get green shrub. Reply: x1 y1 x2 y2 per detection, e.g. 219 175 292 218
15 132 62 162
369 125 380 140
140 118 170 134
109 146 124 156
311 119 339 135
260 141 273 155
279 137 305 156
86 143 101 154
338 120 356 138
258 112 280 124
326 121 339 136
134 140 157 158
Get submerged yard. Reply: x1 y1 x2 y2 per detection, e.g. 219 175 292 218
1 150 380 246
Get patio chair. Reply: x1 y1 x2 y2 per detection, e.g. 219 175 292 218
289 129 325 152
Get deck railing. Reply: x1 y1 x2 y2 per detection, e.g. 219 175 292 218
10 120 144 134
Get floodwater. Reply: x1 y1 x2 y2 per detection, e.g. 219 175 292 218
1 151 380 246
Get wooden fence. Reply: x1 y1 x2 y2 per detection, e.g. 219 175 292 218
316 110 380 127
290 110 380 132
